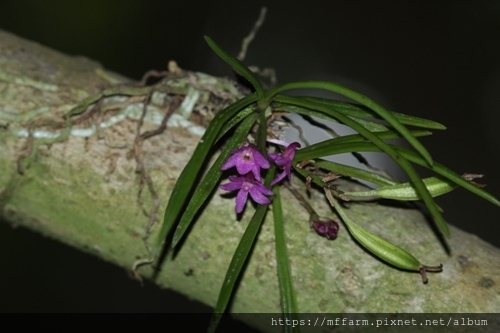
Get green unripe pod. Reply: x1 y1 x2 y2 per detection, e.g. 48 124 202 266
326 189 442 283
343 176 457 201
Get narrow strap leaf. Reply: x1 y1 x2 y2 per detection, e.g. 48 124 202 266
272 101 391 132
395 148 500 207
277 96 448 236
208 202 269 333
204 36 265 97
295 129 432 160
296 141 388 161
314 159 399 187
272 185 299 327
208 167 275 333
299 96 447 130
301 140 500 207
266 81 434 166
276 95 429 166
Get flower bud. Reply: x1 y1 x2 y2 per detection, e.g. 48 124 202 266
312 219 339 240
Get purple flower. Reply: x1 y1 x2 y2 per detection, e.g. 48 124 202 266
220 174 273 214
269 142 301 185
312 219 340 240
221 144 270 181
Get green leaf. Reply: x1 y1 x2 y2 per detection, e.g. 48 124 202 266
274 95 448 236
272 101 391 132
204 35 265 97
208 202 269 333
394 148 500 207
208 167 275 332
296 141 384 161
266 81 434 166
171 112 259 247
272 186 299 329
300 140 500 208
153 93 258 258
275 95 431 171
299 96 447 130
302 159 399 187
295 129 433 161
303 138 500 236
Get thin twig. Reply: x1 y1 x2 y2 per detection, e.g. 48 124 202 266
237 7 267 61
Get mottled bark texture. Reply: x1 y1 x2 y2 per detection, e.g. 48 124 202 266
0 30 498 330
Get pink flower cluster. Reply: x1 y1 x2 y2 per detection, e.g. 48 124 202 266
220 142 300 214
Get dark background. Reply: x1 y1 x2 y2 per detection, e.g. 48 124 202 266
1 0 499 314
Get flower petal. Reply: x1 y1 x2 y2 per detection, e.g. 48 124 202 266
220 181 242 192
248 186 272 205
254 182 273 196
235 187 249 213
221 154 238 170
252 150 270 169
271 171 287 186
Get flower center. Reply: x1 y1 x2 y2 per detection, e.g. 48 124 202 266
242 149 252 161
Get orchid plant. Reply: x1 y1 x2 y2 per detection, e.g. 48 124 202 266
151 36 500 331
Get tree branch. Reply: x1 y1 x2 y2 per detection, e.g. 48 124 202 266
1 30 499 329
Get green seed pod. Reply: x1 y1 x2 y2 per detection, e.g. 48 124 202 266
325 189 442 282
345 216 421 268
343 176 457 201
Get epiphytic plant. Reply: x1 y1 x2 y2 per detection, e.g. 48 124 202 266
152 36 499 331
